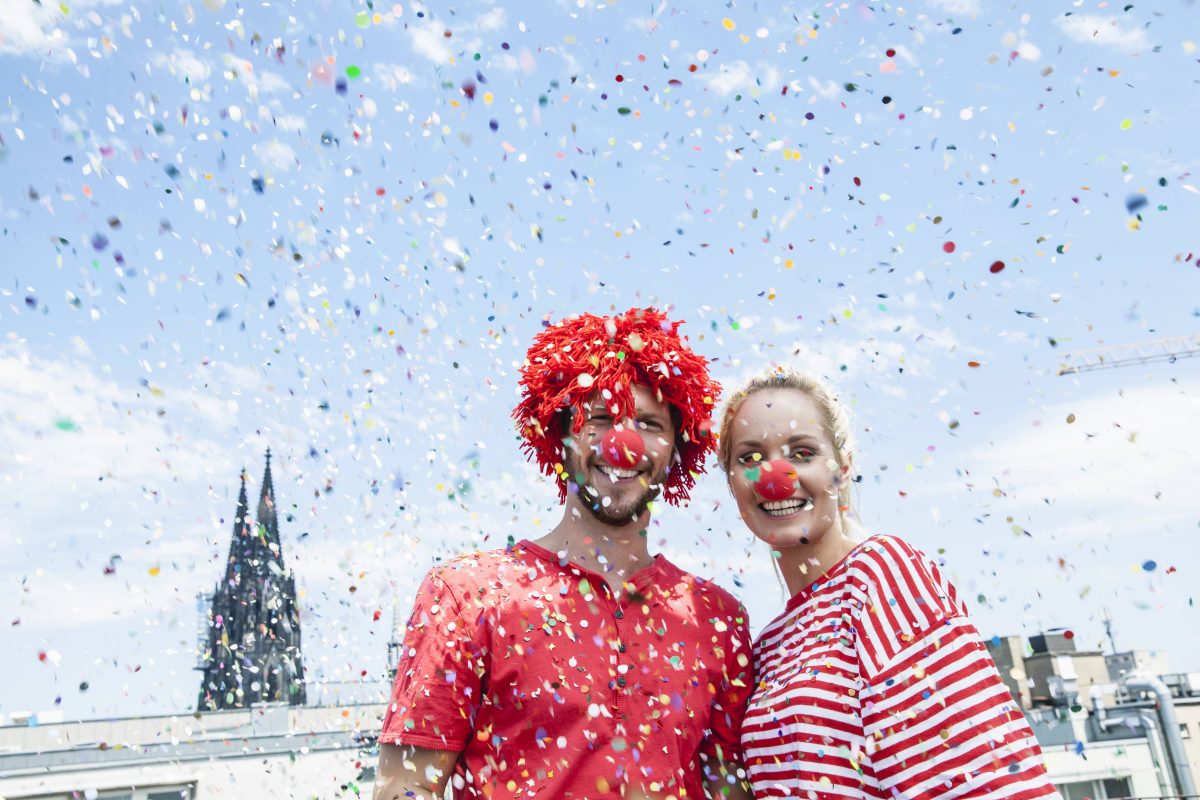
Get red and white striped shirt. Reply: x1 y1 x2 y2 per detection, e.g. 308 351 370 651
741 535 1061 799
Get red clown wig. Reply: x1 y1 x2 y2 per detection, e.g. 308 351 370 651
513 307 721 505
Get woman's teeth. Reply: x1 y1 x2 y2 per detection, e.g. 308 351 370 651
760 498 813 516
598 465 639 480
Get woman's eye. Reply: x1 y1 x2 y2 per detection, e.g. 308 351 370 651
737 452 763 465
637 420 662 431
791 449 816 462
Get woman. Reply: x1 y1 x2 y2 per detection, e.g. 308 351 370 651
720 370 1061 799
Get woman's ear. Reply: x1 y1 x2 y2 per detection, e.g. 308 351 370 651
835 452 854 504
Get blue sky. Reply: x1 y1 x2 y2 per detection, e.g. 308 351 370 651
2 0 1199 720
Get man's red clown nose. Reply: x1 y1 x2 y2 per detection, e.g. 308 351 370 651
755 459 798 501
601 427 644 469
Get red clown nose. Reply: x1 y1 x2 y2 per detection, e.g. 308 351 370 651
601 427 645 469
755 459 799 501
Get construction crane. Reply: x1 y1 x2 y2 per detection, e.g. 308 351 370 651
1056 334 1200 376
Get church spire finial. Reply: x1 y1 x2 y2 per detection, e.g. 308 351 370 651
256 448 280 552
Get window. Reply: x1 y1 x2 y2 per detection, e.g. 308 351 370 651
1101 778 1132 798
1057 782 1094 800
147 791 193 800
12 785 195 800
1055 777 1132 800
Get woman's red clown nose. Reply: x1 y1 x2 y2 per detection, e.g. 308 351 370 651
755 459 798 501
601 427 645 469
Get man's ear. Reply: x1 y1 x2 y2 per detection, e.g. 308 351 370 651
558 408 576 436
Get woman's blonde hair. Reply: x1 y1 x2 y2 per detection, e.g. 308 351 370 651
717 369 859 516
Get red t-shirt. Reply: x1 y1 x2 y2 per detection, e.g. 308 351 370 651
380 540 754 799
742 535 1062 799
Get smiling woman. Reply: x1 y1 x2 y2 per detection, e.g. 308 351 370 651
719 369 1063 800
719 371 857 558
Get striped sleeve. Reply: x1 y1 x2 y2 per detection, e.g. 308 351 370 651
853 537 1061 799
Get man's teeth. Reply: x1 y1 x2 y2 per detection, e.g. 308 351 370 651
760 498 813 516
598 465 639 480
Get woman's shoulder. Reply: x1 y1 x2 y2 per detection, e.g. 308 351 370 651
844 534 955 603
845 533 932 572
846 533 967 631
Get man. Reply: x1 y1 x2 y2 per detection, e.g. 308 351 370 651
373 307 754 799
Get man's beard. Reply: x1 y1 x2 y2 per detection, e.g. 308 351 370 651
565 447 668 527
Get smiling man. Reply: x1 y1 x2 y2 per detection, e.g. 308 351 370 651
373 307 754 800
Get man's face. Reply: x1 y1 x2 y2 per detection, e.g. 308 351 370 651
563 384 676 526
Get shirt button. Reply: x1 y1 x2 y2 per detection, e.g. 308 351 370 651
617 676 627 687
618 643 627 653
614 610 624 620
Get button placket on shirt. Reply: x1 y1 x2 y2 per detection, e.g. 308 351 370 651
599 581 630 717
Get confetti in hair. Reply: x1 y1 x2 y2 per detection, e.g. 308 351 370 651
513 307 721 505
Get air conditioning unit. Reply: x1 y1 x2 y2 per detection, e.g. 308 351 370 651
1048 675 1080 707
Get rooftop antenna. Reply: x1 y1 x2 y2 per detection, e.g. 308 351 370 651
1101 607 1118 654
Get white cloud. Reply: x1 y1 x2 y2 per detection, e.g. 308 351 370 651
705 61 753 96
0 0 122 60
941 380 1200 541
808 76 841 100
1016 40 1041 61
0 346 229 498
253 139 297 171
702 61 781 97
153 49 212 82
1055 14 1151 54
476 7 507 32
220 55 291 96
926 0 981 14
0 343 241 626
256 70 291 94
722 313 975 400
0 339 456 713
274 113 307 133
373 62 416 90
0 2 66 57
489 53 521 73
410 22 454 63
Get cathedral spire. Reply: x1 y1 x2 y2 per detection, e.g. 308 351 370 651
224 470 251 584
257 448 279 550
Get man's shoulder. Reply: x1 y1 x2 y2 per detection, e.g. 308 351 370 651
424 543 535 585
657 560 747 617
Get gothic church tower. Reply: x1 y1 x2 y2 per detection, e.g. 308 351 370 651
197 450 305 709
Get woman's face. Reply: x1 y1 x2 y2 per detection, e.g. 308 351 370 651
725 388 848 550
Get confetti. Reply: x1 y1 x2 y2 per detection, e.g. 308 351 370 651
0 5 1192 790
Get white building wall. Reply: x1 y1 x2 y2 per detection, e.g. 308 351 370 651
1041 739 1166 799
0 747 366 800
